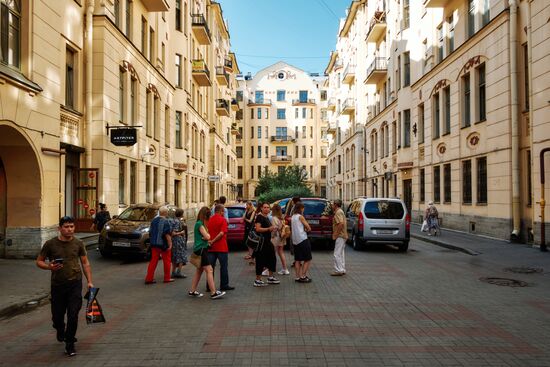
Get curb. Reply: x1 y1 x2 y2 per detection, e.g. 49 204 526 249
410 232 481 256
0 293 50 320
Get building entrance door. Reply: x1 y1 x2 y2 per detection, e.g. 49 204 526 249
73 168 98 232
403 179 412 214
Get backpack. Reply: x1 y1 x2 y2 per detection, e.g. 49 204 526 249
281 224 291 240
428 206 438 217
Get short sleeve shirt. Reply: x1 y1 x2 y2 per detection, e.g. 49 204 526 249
333 208 348 240
255 214 272 243
40 237 86 286
207 214 229 252
194 220 209 252
149 216 171 248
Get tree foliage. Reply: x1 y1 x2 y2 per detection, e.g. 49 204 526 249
255 165 312 201
258 186 313 204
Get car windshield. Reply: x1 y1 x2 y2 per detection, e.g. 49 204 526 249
228 207 245 219
117 207 158 221
278 198 290 213
303 200 332 216
364 201 404 219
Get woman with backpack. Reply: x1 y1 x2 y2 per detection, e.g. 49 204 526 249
270 204 290 275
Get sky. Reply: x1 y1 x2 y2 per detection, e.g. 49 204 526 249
219 0 352 76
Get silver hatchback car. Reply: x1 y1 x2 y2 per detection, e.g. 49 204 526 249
345 197 410 252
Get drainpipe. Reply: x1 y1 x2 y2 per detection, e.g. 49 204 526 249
509 0 521 241
540 148 550 252
85 0 94 168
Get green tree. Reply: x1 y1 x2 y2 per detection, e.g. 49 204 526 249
255 165 311 199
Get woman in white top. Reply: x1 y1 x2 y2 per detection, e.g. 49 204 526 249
290 202 312 283
271 204 289 275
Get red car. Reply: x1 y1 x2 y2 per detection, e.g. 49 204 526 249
284 198 334 245
226 204 247 246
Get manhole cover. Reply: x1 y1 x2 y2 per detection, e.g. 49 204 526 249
504 267 543 274
479 277 529 287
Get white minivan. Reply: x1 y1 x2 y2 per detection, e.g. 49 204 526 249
345 197 410 252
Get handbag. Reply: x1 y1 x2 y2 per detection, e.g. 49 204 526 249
189 251 202 268
247 229 263 252
421 220 428 232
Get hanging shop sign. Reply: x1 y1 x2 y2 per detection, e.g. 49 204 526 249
110 128 137 146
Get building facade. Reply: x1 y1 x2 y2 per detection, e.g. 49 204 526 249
235 62 329 199
326 0 550 244
0 0 239 257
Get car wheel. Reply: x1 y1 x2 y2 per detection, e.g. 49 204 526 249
99 246 112 258
398 241 409 252
352 232 363 251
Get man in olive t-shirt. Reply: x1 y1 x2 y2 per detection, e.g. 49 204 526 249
331 199 348 276
36 216 93 357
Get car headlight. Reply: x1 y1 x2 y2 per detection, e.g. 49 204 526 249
139 227 149 233
104 224 111 231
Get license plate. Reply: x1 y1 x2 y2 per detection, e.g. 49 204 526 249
113 241 131 247
308 220 319 225
228 224 236 229
376 230 393 235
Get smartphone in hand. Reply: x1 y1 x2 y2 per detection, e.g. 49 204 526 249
53 258 64 264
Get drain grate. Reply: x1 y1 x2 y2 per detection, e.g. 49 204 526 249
479 277 529 287
504 267 543 274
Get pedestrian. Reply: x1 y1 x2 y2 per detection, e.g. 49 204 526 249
211 196 229 222
188 207 225 299
331 199 347 276
90 203 110 233
243 201 256 262
207 204 235 291
424 201 439 236
271 203 289 275
253 202 280 287
36 216 94 357
144 206 174 284
291 202 313 283
287 196 301 267
170 208 188 279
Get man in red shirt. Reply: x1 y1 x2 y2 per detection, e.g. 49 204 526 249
207 204 234 291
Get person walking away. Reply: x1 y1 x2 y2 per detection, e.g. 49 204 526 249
207 204 235 291
170 208 188 279
188 207 225 299
253 202 280 287
90 203 110 233
271 204 289 275
243 201 256 261
36 216 94 357
331 199 348 276
145 206 174 284
287 196 301 267
291 202 312 283
424 201 439 236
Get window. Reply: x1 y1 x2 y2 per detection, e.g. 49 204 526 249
65 48 76 109
302 107 306 119
477 64 486 121
396 55 401 90
321 165 326 179
481 0 490 26
443 163 451 203
320 90 327 101
149 27 155 62
299 90 308 102
443 86 450 135
527 150 532 206
153 95 160 140
277 108 286 119
302 146 306 158
418 104 425 143
130 161 137 204
447 14 455 53
437 24 444 62
310 126 313 138
164 105 170 146
295 146 298 158
257 146 262 158
420 168 425 202
257 107 262 120
145 165 151 203
309 146 313 158
434 166 441 203
392 121 397 153
522 44 529 111
250 108 254 119
153 167 159 203
433 93 440 139
237 166 243 179
294 126 298 139
257 165 262 178
462 73 471 127
160 42 165 70
250 126 254 138
403 109 411 147
468 0 475 38
276 146 287 156
403 52 410 87
119 159 126 204
119 69 125 123
114 0 121 27
141 17 147 54
250 146 254 158
175 0 181 31
477 157 487 204
276 127 287 137
277 90 285 101
175 54 182 87
236 91 243 101
302 126 306 139
130 77 137 125
175 111 182 148
125 0 132 39
266 108 269 119
403 0 409 29
265 146 268 156
236 146 242 158
250 166 254 179
257 126 261 139
164 170 169 203
462 160 472 204
255 90 264 103
183 1 188 34
146 91 151 136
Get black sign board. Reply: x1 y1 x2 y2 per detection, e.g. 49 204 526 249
111 128 137 146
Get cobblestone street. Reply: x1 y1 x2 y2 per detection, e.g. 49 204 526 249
1 238 549 366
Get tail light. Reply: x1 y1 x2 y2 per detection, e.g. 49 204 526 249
358 212 364 232
405 213 411 232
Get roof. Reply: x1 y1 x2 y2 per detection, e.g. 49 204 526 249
339 0 366 38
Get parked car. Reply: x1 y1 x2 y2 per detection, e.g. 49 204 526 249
284 198 334 245
226 203 247 247
272 197 291 214
345 197 410 252
98 203 185 259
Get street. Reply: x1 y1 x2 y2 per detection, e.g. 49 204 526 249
1 238 550 367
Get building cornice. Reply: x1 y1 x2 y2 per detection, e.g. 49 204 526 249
210 2 230 40
325 51 339 75
339 0 366 38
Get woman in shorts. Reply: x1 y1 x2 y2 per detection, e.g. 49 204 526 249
270 204 289 275
291 202 312 283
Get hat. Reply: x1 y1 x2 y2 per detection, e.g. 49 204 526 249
428 201 434 205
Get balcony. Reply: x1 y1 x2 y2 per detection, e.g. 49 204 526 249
236 110 243 120
224 58 233 72
192 59 212 86
364 57 388 84
191 14 211 45
142 0 169 11
231 123 239 135
342 64 356 84
270 135 296 143
215 66 229 86
231 98 239 111
341 98 355 115
327 121 337 133
366 11 387 43
292 98 316 105
215 99 230 117
327 97 336 111
335 173 343 184
247 99 272 106
270 155 293 163
423 0 451 7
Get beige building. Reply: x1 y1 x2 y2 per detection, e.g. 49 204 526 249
235 62 329 199
0 0 239 257
326 0 550 244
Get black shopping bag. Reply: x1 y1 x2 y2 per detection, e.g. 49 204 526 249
84 287 106 324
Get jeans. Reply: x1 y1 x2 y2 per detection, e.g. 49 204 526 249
207 252 229 289
51 279 82 343
333 237 346 273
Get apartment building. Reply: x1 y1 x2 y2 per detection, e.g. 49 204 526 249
0 0 239 257
326 0 550 244
235 62 329 199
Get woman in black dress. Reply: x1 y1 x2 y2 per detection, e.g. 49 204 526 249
243 201 256 261
253 202 280 287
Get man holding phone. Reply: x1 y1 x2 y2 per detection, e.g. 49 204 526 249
36 216 93 357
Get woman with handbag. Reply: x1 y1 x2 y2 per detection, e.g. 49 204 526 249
271 204 289 275
188 207 225 299
243 201 256 262
253 202 280 287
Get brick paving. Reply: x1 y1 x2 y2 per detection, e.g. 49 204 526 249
0 235 549 366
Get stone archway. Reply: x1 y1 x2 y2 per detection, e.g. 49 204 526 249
0 124 42 258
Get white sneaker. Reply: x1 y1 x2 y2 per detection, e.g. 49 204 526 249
261 269 269 276
277 269 290 275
